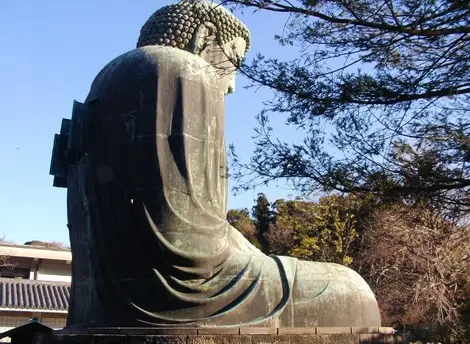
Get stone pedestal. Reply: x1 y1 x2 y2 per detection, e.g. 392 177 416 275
43 327 408 344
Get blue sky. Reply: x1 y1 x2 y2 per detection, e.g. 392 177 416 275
0 0 304 245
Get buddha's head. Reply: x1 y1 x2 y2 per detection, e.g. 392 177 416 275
137 0 251 94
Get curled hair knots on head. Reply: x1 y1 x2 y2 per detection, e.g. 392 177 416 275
137 0 251 53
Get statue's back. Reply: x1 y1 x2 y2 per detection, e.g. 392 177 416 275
51 2 382 330
67 46 230 326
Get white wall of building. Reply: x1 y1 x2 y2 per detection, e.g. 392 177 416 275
36 261 71 282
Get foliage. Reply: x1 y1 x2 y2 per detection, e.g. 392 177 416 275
228 194 366 264
355 205 470 342
231 193 375 263
0 235 15 269
227 208 261 248
251 193 271 252
223 0 470 216
269 195 363 265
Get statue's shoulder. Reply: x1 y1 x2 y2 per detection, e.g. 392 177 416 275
138 46 211 68
87 46 216 99
109 46 209 67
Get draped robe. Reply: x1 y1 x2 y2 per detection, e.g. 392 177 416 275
66 46 381 328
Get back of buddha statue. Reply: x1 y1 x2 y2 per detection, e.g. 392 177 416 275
51 1 381 330
66 45 236 326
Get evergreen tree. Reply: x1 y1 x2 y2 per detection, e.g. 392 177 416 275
225 0 470 216
252 193 271 253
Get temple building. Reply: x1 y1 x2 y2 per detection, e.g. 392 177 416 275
0 243 71 341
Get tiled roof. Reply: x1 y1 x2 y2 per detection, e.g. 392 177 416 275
0 278 70 311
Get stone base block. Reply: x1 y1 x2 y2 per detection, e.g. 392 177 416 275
38 328 408 344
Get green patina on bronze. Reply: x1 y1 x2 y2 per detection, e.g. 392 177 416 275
50 0 382 329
